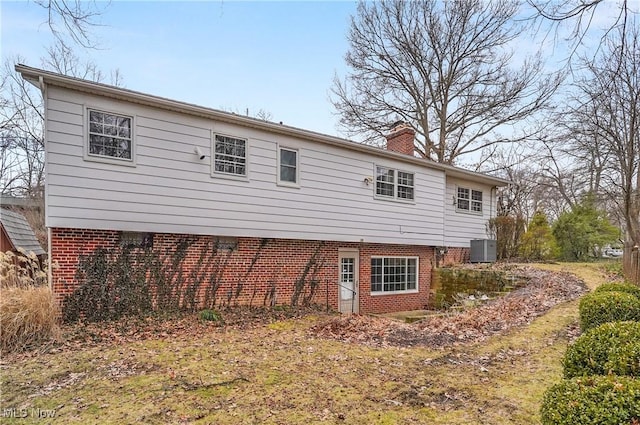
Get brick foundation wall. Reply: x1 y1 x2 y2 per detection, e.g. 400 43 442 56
50 228 458 314
441 247 470 266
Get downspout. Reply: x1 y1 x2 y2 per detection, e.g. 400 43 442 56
39 75 52 289
47 228 52 289
491 186 496 220
442 171 447 247
490 186 496 239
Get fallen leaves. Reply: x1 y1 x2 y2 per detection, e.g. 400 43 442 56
0 264 601 425
32 371 86 397
2 305 325 363
311 266 588 348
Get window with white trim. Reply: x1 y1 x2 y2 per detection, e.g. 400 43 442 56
371 257 418 293
457 187 483 213
278 147 298 185
88 109 132 160
214 134 247 177
375 166 414 201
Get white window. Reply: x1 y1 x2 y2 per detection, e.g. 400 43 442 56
397 171 414 200
371 257 418 294
88 109 133 161
457 187 483 213
278 147 299 186
214 134 247 177
375 166 414 201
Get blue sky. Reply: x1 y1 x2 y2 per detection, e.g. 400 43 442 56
0 1 628 145
1 1 358 137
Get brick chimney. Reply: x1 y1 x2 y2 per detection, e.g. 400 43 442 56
385 121 415 156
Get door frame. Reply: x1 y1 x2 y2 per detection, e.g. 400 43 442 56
338 248 359 314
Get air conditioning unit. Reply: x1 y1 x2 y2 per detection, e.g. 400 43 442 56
470 239 497 263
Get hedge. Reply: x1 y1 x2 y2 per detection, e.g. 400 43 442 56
594 282 640 299
578 291 640 331
540 375 640 425
563 321 640 378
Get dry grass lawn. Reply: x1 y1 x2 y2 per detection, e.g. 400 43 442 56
0 263 617 424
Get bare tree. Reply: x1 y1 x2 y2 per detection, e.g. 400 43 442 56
0 58 45 196
1 44 123 195
480 146 537 219
332 0 560 164
565 24 640 245
219 106 274 122
34 0 107 48
534 137 582 210
528 0 635 60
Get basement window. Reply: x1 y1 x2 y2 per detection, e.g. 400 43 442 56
216 237 238 251
119 232 153 249
371 256 418 294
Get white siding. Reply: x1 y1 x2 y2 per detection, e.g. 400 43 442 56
444 177 495 247
45 86 449 246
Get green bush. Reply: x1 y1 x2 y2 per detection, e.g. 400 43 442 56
199 309 222 322
595 282 640 299
540 375 640 425
563 321 640 378
599 261 624 279
579 291 640 331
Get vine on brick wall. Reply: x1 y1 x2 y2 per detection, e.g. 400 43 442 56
61 236 325 322
263 279 277 306
201 238 235 308
63 247 152 322
245 238 271 307
63 237 227 322
291 242 326 306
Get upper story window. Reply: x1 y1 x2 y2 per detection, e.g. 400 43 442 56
457 187 483 213
214 134 247 177
88 110 132 161
371 257 418 294
375 166 414 201
278 147 299 186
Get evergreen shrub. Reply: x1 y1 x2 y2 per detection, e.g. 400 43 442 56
594 282 640 300
540 375 640 425
563 321 640 378
579 291 640 331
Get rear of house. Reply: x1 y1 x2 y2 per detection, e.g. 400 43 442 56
18 65 508 314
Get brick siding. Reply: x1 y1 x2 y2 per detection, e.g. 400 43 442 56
441 247 470 266
50 228 470 314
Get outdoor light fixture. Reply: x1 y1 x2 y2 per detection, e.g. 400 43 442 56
363 176 373 185
194 146 205 160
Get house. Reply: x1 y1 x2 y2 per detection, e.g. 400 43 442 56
16 64 509 314
0 208 46 257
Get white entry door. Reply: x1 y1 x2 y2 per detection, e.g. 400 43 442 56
338 250 359 314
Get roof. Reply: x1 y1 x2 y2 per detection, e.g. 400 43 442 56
16 64 510 187
0 209 46 256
